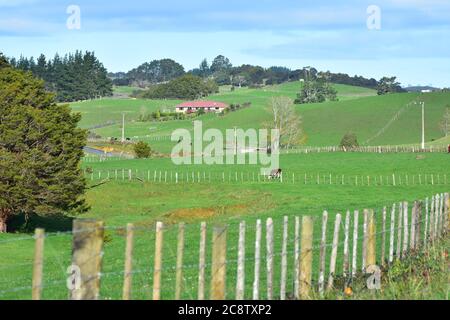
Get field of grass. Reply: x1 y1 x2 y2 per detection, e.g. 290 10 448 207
73 83 450 154
1 152 448 300
2 82 449 301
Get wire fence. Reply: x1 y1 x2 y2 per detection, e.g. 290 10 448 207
0 192 448 300
82 169 450 187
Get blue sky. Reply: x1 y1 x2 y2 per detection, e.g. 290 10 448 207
1 0 450 87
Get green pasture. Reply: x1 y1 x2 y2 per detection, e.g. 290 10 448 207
73 83 450 153
1 152 448 300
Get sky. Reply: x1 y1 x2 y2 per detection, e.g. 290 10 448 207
1 0 449 87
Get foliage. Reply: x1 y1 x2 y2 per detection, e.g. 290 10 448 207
377 76 404 95
124 59 185 87
9 51 113 102
133 141 152 159
139 74 219 100
295 73 337 104
439 106 450 137
267 96 306 148
0 58 88 232
340 132 359 148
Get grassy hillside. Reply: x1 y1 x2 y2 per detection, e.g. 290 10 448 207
71 83 449 153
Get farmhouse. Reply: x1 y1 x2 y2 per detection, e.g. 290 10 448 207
175 101 228 114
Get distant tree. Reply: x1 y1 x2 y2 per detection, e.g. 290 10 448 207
198 59 211 78
141 74 218 100
11 51 113 102
267 96 306 148
340 132 359 149
134 141 152 159
295 73 337 104
210 55 232 73
377 77 403 95
0 56 88 232
439 106 450 137
127 59 185 86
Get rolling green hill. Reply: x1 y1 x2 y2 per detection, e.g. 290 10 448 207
70 82 450 152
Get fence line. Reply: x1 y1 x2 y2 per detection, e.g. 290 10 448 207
1 192 448 300
82 169 450 187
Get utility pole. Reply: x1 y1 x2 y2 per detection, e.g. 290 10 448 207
421 101 425 150
234 127 238 156
121 113 125 143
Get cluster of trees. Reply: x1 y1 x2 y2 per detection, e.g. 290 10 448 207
138 110 188 122
112 55 388 91
376 77 405 95
9 51 113 102
116 59 185 87
0 53 87 232
295 72 337 104
137 74 219 100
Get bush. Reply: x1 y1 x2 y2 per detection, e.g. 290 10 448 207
134 141 152 158
340 132 359 148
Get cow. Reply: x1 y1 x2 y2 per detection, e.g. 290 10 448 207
268 168 282 180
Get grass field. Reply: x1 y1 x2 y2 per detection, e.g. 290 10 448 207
1 82 449 300
73 83 450 154
1 152 448 300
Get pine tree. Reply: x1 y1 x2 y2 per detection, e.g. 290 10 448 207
0 55 88 232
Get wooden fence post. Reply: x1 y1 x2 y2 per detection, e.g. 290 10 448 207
318 211 328 295
122 223 134 300
175 223 185 300
439 194 444 237
402 202 409 257
70 219 104 300
327 213 342 290
32 228 45 300
410 202 417 250
366 210 376 268
362 210 368 271
351 211 359 278
415 201 422 249
397 202 403 259
381 207 387 266
445 193 450 233
211 225 227 300
198 222 207 300
389 204 396 263
294 217 300 299
152 222 164 300
343 211 351 279
252 220 262 300
424 198 429 248
236 221 246 300
280 216 288 300
266 218 274 300
299 216 314 300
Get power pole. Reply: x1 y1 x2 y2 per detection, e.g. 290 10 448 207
234 127 238 156
421 102 425 150
121 113 125 143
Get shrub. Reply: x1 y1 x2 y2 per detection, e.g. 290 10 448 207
134 141 152 158
340 132 359 148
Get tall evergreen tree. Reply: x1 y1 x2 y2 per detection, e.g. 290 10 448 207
0 53 88 232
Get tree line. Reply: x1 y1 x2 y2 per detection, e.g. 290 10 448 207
8 51 113 102
109 55 393 91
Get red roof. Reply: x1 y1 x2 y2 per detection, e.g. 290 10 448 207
176 101 228 109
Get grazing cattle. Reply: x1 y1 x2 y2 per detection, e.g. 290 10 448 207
268 168 282 180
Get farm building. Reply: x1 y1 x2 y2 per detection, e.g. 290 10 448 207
175 101 228 114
